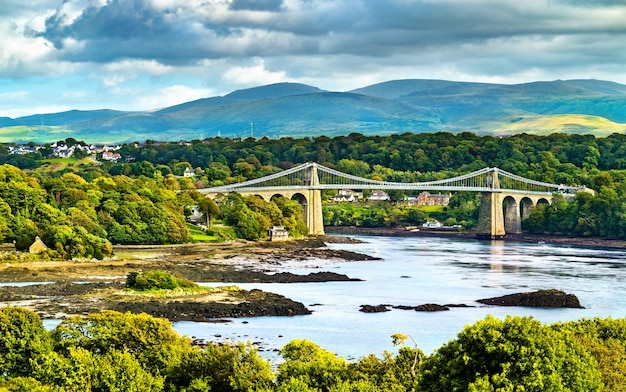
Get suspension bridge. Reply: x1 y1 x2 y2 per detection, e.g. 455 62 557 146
200 162 591 239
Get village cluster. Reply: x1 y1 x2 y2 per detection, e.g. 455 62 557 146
7 143 123 161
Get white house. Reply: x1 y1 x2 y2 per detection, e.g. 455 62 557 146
333 189 362 202
422 220 443 228
368 190 390 201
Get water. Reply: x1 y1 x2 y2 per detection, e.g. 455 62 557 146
173 236 626 360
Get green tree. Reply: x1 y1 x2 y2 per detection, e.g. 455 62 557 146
418 315 602 392
198 197 220 229
0 307 52 378
553 317 626 391
167 342 273 391
276 339 349 391
52 311 191 375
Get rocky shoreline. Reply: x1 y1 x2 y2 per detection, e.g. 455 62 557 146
0 237 375 321
0 229 608 321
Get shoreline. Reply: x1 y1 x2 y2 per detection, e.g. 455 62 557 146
324 226 626 249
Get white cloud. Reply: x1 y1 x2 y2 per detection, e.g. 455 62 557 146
102 59 176 87
135 84 216 110
222 57 290 86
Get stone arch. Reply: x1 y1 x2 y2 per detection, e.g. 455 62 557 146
253 194 271 202
503 195 521 234
537 198 551 206
520 197 534 220
291 193 308 208
270 193 286 202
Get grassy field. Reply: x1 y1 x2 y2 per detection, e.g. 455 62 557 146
34 156 100 173
493 114 626 136
187 223 221 242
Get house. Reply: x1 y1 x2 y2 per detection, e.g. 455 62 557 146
333 189 362 202
407 191 451 206
101 151 121 162
29 236 48 254
269 226 289 241
188 205 203 223
183 168 196 177
422 220 442 228
368 190 390 201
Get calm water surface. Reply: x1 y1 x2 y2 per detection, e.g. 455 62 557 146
174 235 626 360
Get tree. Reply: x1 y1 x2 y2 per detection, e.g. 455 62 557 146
167 342 273 391
52 311 192 374
276 339 349 391
0 307 52 377
198 197 220 229
418 315 602 391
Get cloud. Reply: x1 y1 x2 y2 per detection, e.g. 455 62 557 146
1 0 626 117
135 84 216 110
222 57 290 86
229 0 284 12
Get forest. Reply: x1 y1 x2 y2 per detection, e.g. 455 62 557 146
2 131 626 253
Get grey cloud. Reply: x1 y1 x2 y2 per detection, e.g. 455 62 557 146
34 0 626 72
229 0 284 12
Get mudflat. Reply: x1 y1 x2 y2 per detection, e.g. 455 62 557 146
0 236 377 321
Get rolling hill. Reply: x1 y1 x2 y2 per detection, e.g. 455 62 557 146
2 79 626 144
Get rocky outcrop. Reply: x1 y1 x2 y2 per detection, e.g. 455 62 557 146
361 303 452 312
393 304 450 312
359 304 391 313
477 289 584 308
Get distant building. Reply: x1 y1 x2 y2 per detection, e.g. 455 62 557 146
101 151 121 162
368 190 390 201
333 189 362 202
183 168 196 177
269 226 289 241
406 191 451 206
422 220 442 228
29 236 48 254
188 205 203 223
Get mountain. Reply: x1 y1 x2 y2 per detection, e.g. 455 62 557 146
15 109 130 127
0 117 18 127
1 79 626 144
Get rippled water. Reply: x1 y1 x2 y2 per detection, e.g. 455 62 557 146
174 235 626 360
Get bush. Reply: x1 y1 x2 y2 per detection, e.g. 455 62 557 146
126 270 197 291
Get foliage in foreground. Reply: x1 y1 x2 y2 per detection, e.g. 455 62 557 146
2 307 626 391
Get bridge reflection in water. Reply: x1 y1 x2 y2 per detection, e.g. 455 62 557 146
200 162 592 239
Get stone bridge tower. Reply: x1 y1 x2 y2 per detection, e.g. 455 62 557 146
303 163 325 236
477 168 506 239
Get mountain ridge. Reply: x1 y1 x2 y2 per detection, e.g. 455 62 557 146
2 79 626 144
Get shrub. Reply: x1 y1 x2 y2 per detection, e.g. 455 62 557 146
126 270 197 291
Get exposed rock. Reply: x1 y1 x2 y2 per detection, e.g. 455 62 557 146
0 282 312 321
415 303 450 312
477 289 584 308
268 271 362 283
359 304 390 313
393 304 450 312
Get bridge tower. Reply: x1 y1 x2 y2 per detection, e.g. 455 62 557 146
304 163 325 236
477 168 506 239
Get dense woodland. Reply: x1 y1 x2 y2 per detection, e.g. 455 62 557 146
2 131 626 251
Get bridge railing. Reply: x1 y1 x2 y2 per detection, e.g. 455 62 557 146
199 163 585 196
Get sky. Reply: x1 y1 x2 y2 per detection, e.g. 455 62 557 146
1 0 626 118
